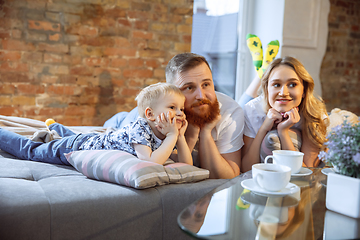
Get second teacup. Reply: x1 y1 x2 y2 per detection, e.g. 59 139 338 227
264 150 304 174
252 163 291 192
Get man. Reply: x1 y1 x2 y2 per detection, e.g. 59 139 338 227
104 53 244 178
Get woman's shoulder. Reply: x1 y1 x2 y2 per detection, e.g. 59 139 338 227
244 96 265 116
246 95 263 107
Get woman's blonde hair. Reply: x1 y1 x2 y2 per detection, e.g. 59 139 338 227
135 82 184 118
260 56 328 148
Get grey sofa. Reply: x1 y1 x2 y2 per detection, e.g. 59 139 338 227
0 116 237 240
0 151 233 240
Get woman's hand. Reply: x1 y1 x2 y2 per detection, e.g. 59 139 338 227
262 108 283 132
277 107 300 131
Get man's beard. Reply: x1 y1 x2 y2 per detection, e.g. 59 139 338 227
184 99 220 128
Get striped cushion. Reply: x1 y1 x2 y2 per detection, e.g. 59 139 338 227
65 150 209 189
164 162 209 183
65 150 169 189
260 129 302 162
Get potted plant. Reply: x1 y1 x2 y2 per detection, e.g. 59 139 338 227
319 120 360 218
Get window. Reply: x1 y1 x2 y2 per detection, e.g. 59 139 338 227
191 0 240 99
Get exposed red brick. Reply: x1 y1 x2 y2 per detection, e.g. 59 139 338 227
84 57 111 67
123 69 153 78
0 106 16 115
70 66 93 76
0 51 21 61
12 96 36 105
0 84 16 94
0 72 32 83
134 20 149 30
145 59 160 68
22 52 43 62
103 47 137 57
183 34 191 43
2 39 36 51
38 107 64 116
120 88 141 96
0 30 11 38
118 19 131 27
104 7 127 18
63 55 82 65
28 20 61 32
17 84 45 94
111 78 125 87
131 38 147 48
0 0 193 124
320 0 360 115
128 10 152 20
79 36 114 47
47 85 75 95
0 62 28 72
44 53 62 63
49 33 61 41
129 58 144 67
38 43 69 53
132 30 153 39
110 58 128 67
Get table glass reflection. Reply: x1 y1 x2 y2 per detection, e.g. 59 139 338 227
178 168 360 240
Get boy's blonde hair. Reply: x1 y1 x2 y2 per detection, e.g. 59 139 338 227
135 82 185 118
260 56 328 148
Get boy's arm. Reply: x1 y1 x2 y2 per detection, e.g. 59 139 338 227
170 119 193 165
134 132 178 165
174 135 193 165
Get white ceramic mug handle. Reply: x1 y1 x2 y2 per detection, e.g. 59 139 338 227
264 155 274 164
253 173 264 189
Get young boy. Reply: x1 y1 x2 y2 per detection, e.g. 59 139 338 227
0 83 192 166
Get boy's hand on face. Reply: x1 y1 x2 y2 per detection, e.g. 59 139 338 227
178 118 188 136
155 112 178 137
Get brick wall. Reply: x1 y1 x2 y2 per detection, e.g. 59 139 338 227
320 0 360 115
1 0 359 126
0 0 193 126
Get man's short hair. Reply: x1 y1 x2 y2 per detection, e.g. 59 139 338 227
135 82 184 118
165 53 211 84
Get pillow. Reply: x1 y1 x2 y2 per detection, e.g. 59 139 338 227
327 108 359 135
164 161 209 183
65 150 169 189
260 129 302 162
65 150 210 189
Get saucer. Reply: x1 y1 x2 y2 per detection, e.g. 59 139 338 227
241 179 300 196
321 168 336 175
291 167 313 177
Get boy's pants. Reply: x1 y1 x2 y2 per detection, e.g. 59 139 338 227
0 124 95 165
50 123 77 137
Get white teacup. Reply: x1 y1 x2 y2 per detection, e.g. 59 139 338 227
252 163 291 192
264 150 304 174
